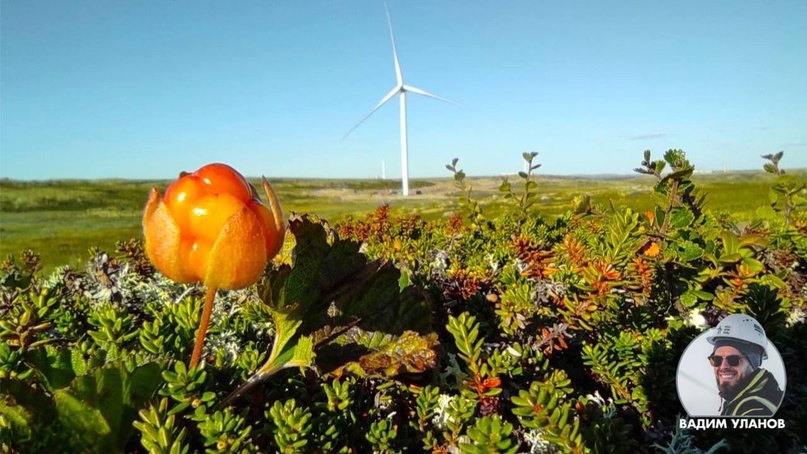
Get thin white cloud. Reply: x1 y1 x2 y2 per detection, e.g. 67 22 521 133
629 132 669 141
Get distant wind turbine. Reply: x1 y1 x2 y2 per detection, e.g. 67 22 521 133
343 4 462 197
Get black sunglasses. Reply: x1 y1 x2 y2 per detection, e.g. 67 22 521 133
708 355 747 367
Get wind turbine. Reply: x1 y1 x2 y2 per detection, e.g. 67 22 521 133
344 4 462 197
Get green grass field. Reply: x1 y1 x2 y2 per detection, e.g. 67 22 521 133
1 170 800 273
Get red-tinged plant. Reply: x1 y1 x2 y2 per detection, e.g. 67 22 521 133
581 259 622 301
559 236 587 271
511 236 558 280
142 163 285 368
628 256 655 299
446 212 464 234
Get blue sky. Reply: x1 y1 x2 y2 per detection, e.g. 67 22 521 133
2 1 806 180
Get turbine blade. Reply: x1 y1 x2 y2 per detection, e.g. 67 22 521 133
385 4 403 86
402 84 466 108
343 86 402 140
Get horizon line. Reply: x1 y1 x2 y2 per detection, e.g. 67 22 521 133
3 167 804 183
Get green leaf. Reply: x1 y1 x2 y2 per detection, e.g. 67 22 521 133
53 390 112 451
225 216 435 403
0 378 55 425
763 163 777 174
291 336 315 366
660 167 694 184
760 273 787 288
720 231 740 254
398 269 410 291
738 234 768 248
718 253 743 264
53 362 162 453
741 257 765 274
670 209 694 229
0 378 59 445
679 290 704 308
693 290 714 301
678 242 704 262
332 331 438 377
25 346 78 392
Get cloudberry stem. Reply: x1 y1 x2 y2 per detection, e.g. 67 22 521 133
190 286 217 368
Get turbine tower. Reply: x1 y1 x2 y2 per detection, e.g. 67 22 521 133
344 4 462 196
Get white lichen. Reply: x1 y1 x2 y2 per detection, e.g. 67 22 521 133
686 308 709 330
523 429 558 454
787 306 805 327
432 394 456 430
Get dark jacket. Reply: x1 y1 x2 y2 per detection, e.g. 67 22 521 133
720 368 783 417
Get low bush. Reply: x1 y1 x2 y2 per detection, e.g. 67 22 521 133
1 150 805 453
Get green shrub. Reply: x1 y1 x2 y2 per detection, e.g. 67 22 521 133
1 150 804 453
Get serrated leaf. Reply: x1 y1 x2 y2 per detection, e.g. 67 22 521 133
678 242 704 262
332 331 438 378
0 399 34 441
226 216 435 402
680 291 699 308
53 362 161 453
0 378 55 428
53 390 111 451
291 335 315 366
24 346 77 392
670 209 694 229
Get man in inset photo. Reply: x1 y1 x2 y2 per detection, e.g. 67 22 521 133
706 314 784 417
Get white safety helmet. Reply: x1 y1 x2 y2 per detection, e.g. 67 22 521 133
706 314 768 359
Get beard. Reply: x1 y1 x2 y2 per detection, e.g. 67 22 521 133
718 380 740 399
716 369 753 401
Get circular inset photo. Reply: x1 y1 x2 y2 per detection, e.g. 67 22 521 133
676 314 786 417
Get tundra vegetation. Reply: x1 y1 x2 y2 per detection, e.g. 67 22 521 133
0 150 805 453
